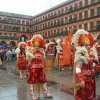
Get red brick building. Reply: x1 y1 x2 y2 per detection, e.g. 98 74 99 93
0 0 100 46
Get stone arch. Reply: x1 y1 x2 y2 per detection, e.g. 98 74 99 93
0 41 7 45
9 41 16 47
19 35 27 42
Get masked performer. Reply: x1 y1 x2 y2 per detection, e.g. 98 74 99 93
15 42 27 80
56 38 64 71
26 35 53 100
73 29 100 100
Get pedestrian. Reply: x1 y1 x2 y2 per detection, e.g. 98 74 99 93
6 48 12 62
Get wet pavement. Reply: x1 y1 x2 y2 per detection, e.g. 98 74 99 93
0 60 100 100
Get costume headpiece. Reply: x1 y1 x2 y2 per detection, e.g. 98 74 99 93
18 42 27 49
31 34 45 48
73 29 94 47
15 42 26 54
26 40 32 46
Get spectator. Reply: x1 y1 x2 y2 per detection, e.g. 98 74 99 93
12 47 16 59
6 48 12 62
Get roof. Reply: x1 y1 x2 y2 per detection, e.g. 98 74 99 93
0 0 74 19
0 11 33 19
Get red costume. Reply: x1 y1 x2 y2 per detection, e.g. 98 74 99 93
18 53 27 70
28 50 46 84
75 59 95 100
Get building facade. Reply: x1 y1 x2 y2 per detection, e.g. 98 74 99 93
0 0 100 46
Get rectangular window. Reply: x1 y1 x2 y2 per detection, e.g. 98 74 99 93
69 5 73 12
51 13 53 17
79 12 82 20
66 7 68 13
0 17 2 22
22 20 25 24
58 10 60 15
91 0 94 4
74 14 77 21
61 9 64 14
79 1 82 8
18 20 20 24
79 25 82 29
97 7 100 16
90 22 94 30
4 25 8 30
17 27 20 31
9 26 12 30
22 27 25 31
54 12 56 16
84 24 88 31
14 34 16 36
97 21 100 29
4 33 7 36
74 4 77 10
26 21 29 25
91 9 94 17
0 25 2 30
85 0 88 6
85 11 88 19
9 33 12 36
69 15 72 22
13 19 16 23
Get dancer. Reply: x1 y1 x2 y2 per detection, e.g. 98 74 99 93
73 29 100 100
56 38 64 71
15 42 27 80
26 35 53 100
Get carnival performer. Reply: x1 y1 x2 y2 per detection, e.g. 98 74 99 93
56 38 64 71
73 29 100 100
95 34 100 76
26 35 53 100
70 43 76 69
15 42 27 80
45 41 55 60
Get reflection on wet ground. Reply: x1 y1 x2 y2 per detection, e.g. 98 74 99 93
0 60 100 100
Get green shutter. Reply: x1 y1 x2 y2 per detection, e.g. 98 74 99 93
98 7 100 15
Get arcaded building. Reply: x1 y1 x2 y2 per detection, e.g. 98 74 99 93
0 0 100 46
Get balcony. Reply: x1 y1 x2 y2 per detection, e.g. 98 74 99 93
0 36 19 40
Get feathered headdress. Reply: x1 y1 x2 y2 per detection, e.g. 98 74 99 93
31 34 45 48
72 29 94 47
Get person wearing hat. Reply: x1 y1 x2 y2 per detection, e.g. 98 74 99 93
73 29 100 100
15 42 27 80
26 35 53 100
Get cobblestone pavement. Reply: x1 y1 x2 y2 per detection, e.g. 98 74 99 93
0 60 100 100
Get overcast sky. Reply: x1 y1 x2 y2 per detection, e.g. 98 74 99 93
0 0 67 16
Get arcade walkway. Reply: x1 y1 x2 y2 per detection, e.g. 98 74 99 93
0 60 100 100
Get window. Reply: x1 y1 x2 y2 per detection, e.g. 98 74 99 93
61 9 64 14
98 0 100 2
18 20 20 24
69 5 73 12
26 27 30 32
48 14 50 18
74 14 77 21
79 12 82 20
74 26 77 32
69 15 72 22
0 25 2 30
9 26 12 30
85 11 88 19
0 33 2 36
91 0 94 4
17 27 20 31
84 24 88 31
22 20 25 24
4 33 7 36
79 25 82 29
51 13 53 17
9 18 12 23
22 27 25 31
58 10 60 15
90 22 94 30
4 25 8 30
74 4 77 10
14 34 16 36
97 21 100 29
65 17 69 23
79 1 82 8
61 18 63 24
91 9 94 17
54 20 56 25
85 0 88 6
13 19 16 23
66 7 68 13
54 12 56 16
97 7 100 16
26 21 29 25
9 33 12 36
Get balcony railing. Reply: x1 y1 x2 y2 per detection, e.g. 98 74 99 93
0 36 19 40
